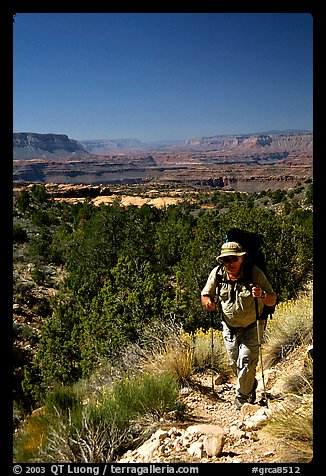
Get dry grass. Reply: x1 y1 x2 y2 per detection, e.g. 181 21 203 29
13 414 48 462
263 290 313 368
191 327 232 381
280 349 313 395
142 335 194 385
263 287 313 463
267 393 313 463
41 407 125 463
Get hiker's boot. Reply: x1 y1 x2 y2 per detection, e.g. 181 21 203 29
234 397 246 410
248 378 258 404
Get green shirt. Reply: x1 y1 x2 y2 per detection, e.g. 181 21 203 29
201 264 275 328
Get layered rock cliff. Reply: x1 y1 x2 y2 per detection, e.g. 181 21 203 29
185 131 312 152
13 131 312 191
13 133 90 159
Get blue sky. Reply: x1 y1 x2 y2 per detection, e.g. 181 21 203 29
13 13 313 142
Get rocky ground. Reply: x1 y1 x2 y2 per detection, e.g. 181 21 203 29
117 369 306 465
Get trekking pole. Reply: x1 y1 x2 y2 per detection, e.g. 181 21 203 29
210 311 215 394
254 297 268 407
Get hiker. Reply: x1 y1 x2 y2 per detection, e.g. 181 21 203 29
201 241 277 410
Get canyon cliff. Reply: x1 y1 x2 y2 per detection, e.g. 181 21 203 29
13 131 312 191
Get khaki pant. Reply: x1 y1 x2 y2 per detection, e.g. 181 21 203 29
221 320 266 401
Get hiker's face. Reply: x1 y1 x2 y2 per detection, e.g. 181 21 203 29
222 255 244 273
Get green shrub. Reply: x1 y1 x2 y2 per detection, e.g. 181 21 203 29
31 184 47 204
31 267 46 285
13 223 28 243
16 189 30 213
46 385 83 420
112 371 182 420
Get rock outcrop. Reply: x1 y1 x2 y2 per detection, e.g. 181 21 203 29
13 133 90 159
118 403 273 463
118 425 226 463
185 131 312 152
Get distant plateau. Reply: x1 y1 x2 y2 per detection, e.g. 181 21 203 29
13 131 313 192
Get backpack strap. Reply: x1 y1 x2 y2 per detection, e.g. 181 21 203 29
241 260 254 291
248 261 275 320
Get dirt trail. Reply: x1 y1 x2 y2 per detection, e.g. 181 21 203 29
175 372 286 463
118 369 294 464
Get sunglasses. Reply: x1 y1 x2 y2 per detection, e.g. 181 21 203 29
221 256 240 263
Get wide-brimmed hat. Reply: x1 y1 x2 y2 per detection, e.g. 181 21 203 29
217 241 247 259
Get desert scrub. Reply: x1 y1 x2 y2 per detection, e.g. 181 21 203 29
190 327 231 380
86 319 196 390
262 288 313 463
262 290 312 368
266 393 313 463
142 331 194 385
14 372 184 463
110 371 184 420
14 385 84 463
265 347 313 462
13 409 48 463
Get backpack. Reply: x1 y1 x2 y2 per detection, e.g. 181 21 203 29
216 227 276 320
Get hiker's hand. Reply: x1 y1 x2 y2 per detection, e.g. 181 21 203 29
251 285 265 299
202 296 216 311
